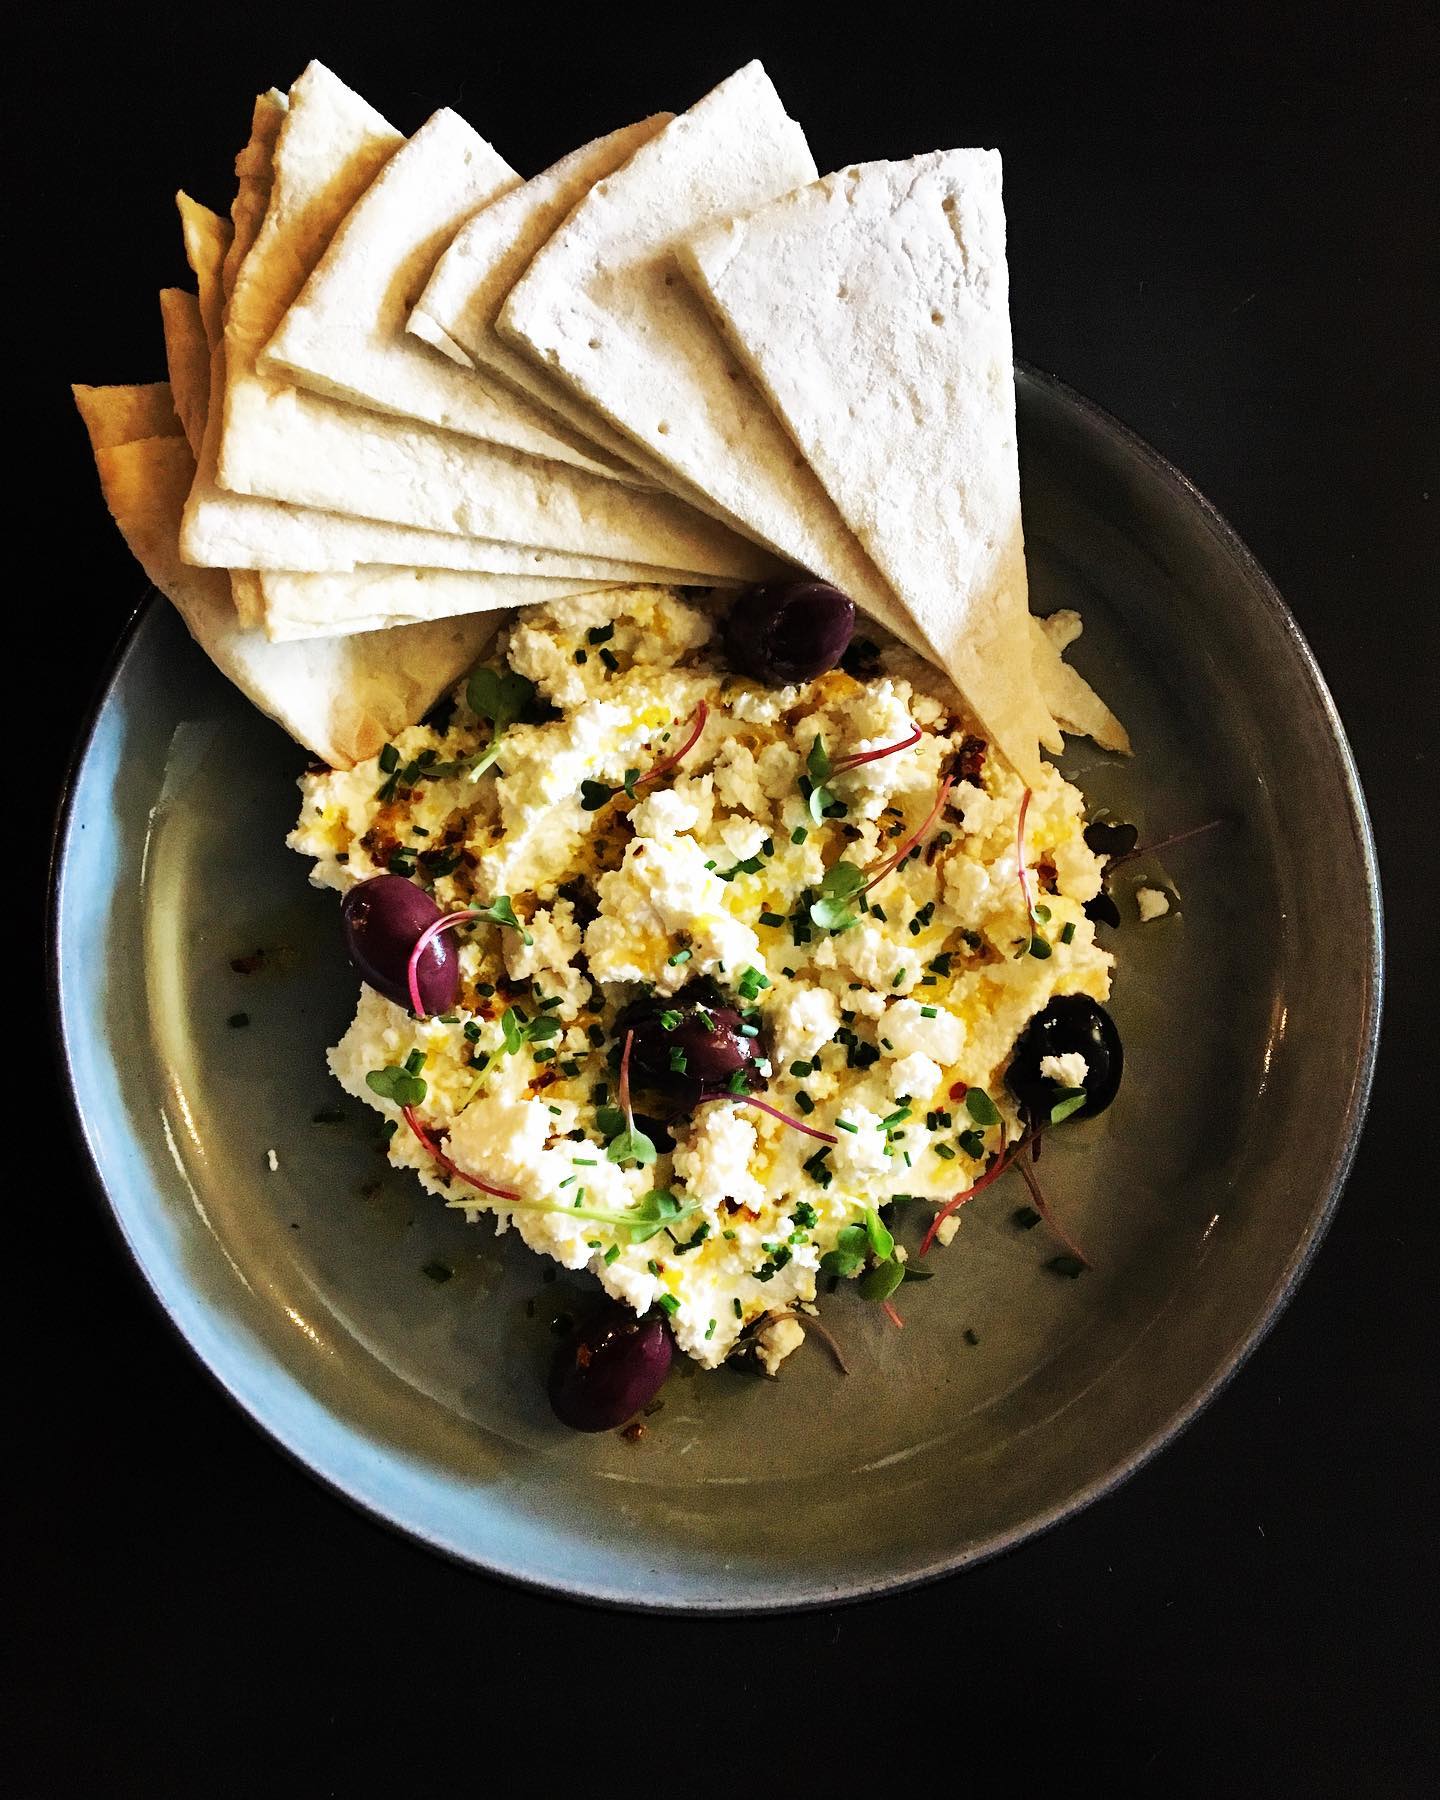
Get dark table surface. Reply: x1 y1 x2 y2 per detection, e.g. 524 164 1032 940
16 3 1437 1793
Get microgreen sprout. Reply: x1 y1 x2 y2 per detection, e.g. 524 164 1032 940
805 734 838 823
365 1064 428 1108
606 1029 657 1167
579 702 710 811
1049 1088 1088 1125
809 860 866 933
405 897 530 1015
462 666 535 781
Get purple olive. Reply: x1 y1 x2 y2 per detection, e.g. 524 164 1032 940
341 874 460 1015
549 1307 673 1432
724 579 856 685
621 982 758 1098
1005 994 1124 1123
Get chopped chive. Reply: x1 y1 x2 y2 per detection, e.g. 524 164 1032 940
791 826 808 844
657 1293 680 1317
920 1005 938 1018
795 1092 815 1115
1061 921 1077 944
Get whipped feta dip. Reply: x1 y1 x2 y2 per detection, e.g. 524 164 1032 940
290 586 1114 1369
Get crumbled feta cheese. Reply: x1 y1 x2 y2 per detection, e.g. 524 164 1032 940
771 983 840 1066
628 785 700 838
882 997 967 1064
672 1105 766 1213
934 1214 962 1248
1136 886 1171 922
295 585 1117 1372
755 1314 806 1376
889 1052 943 1103
1040 1050 1089 1089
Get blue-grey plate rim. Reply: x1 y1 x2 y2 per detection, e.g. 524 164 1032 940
47 365 1384 1613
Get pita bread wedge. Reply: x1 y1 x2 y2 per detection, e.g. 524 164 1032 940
679 150 1055 784
261 109 647 485
191 62 765 581
181 183 731 583
496 62 915 644
256 565 619 641
184 89 297 624
409 118 677 480
223 89 288 303
159 289 209 456
74 386 497 767
1029 613 1130 754
72 381 179 448
177 192 232 350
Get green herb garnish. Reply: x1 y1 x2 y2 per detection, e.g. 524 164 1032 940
964 1089 1001 1127
366 1064 428 1107
809 859 865 933
463 665 535 781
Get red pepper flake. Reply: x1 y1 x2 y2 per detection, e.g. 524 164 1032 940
619 1421 647 1443
948 1081 969 1100
230 949 265 975
956 735 987 782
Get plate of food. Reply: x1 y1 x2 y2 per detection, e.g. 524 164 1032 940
55 58 1380 1610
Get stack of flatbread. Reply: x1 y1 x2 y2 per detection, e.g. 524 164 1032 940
75 58 1126 771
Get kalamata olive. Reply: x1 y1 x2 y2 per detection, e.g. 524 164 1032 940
548 1306 673 1432
621 982 758 1096
724 579 856 685
340 874 460 1015
1005 994 1124 1123
1083 818 1139 858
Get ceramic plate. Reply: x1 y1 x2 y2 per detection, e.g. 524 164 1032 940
51 370 1381 1610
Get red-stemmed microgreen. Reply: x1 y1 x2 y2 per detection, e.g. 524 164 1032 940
607 1029 657 1167
808 769 956 933
738 1095 838 1144
750 1309 851 1375
830 723 923 773
400 1104 520 1202
1104 816 1227 872
1015 785 1041 956
803 725 925 826
404 898 530 1017
919 1134 1031 1256
636 700 709 787
1014 1140 1091 1269
580 702 710 812
863 772 955 894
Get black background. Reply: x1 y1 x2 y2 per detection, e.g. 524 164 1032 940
15 2 1438 1793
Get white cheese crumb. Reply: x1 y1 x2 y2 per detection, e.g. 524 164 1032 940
935 1215 962 1248
1040 1050 1089 1089
1136 886 1171 922
755 1314 806 1376
771 983 840 1066
266 1149 279 1172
